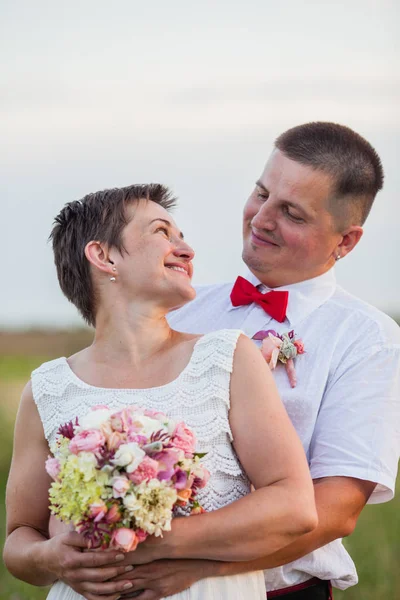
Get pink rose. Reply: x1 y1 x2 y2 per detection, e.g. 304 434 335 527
128 456 159 484
69 429 105 454
171 422 197 456
135 528 147 543
191 505 206 515
112 476 131 498
293 339 305 354
45 456 60 480
260 334 282 369
105 504 122 524
111 528 139 552
177 488 192 503
89 501 107 522
110 409 133 433
106 430 126 451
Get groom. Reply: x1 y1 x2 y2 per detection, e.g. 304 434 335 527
116 122 400 599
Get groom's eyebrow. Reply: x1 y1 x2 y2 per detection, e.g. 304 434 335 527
149 218 184 239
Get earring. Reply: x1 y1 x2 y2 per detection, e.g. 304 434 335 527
110 276 116 282
335 254 341 262
112 267 117 272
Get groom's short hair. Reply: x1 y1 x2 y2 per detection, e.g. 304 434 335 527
275 122 384 227
50 184 176 327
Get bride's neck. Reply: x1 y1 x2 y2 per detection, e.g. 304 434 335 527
90 304 174 364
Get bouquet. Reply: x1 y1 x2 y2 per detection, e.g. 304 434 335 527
45 405 209 551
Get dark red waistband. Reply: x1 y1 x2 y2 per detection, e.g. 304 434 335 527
267 577 329 598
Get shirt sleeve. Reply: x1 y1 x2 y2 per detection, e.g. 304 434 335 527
309 340 400 504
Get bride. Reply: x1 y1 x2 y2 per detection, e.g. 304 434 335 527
4 184 317 600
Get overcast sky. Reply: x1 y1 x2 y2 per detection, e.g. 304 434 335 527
1 0 399 328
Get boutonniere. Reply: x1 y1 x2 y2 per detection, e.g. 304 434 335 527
253 329 305 388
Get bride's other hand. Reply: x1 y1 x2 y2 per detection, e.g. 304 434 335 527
114 559 213 600
40 531 136 600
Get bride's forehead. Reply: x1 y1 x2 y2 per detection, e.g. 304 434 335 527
128 200 174 225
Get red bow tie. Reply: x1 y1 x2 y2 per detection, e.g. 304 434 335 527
230 276 289 323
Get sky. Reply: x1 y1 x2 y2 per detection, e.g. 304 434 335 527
1 0 399 328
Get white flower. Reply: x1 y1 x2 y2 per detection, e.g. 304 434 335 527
135 415 169 438
111 442 146 473
77 408 112 431
123 479 177 536
76 452 98 482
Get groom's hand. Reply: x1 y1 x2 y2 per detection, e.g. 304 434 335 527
43 531 136 600
113 559 215 600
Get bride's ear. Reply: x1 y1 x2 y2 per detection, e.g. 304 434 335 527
84 241 114 276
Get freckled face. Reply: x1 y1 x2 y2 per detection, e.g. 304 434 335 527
242 149 342 287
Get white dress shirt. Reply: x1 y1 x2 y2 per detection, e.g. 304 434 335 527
168 267 400 591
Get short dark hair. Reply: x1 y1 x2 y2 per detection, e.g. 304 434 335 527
275 122 384 226
50 183 176 327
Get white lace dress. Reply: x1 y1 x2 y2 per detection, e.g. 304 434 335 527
32 329 266 599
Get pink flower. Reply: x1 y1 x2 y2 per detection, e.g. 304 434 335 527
155 448 182 480
260 334 282 369
177 488 192 503
69 429 105 454
144 408 166 419
110 409 133 433
191 505 206 515
112 476 131 498
172 469 188 490
111 528 139 552
285 358 297 388
127 431 147 445
128 456 159 484
106 430 126 451
92 405 110 410
293 339 305 354
194 467 210 490
89 501 107 522
135 528 147 543
105 504 122 524
171 422 197 456
45 456 61 480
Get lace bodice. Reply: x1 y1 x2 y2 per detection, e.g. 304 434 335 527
31 329 250 512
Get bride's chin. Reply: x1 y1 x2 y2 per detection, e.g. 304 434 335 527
165 289 196 312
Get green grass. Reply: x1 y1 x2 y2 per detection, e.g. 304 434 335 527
0 356 50 382
1 356 399 599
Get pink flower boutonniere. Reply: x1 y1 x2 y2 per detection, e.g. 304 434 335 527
253 329 305 388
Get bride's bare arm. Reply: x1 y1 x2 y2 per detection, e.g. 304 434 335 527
3 382 137 599
123 334 317 565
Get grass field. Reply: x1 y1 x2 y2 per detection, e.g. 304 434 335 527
1 334 399 599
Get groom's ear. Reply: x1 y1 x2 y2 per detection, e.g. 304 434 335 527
84 241 115 276
336 226 363 259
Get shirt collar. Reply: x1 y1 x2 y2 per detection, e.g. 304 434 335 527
228 267 337 326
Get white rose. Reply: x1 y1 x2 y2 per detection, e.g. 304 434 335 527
112 442 146 473
135 415 169 438
77 408 112 431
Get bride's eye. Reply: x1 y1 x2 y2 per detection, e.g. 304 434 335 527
155 226 170 238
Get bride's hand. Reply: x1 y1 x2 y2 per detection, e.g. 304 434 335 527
41 531 136 600
113 559 215 600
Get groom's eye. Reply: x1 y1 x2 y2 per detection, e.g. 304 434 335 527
283 206 304 223
257 191 269 201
